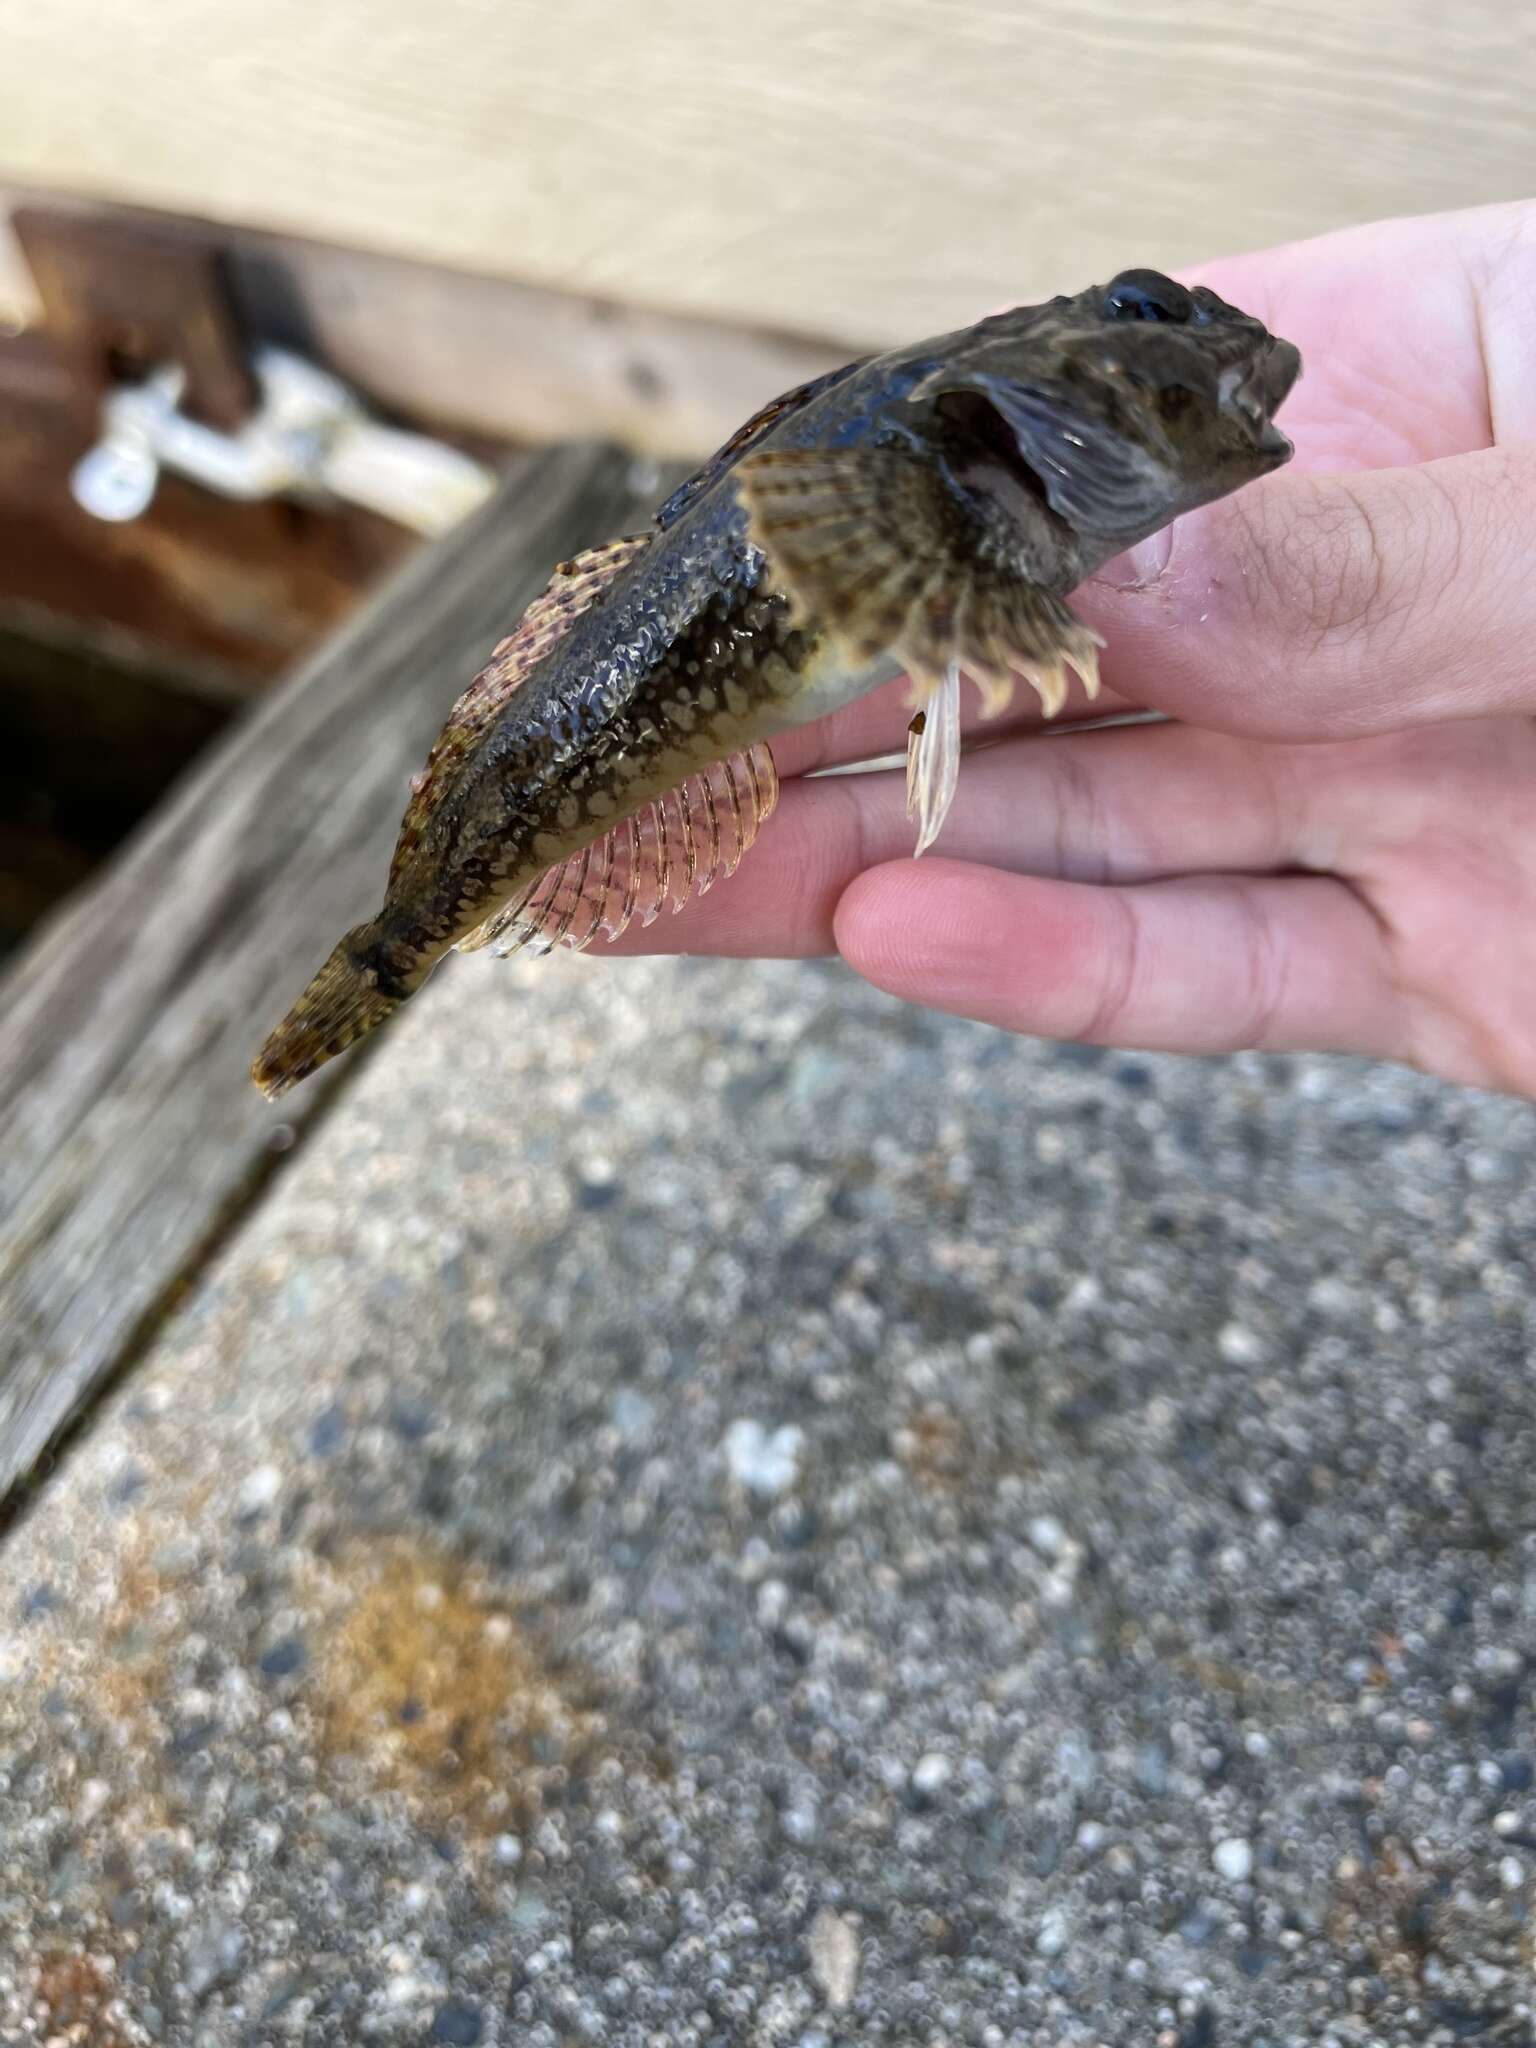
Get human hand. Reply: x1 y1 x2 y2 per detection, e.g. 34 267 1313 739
619 202 1536 1098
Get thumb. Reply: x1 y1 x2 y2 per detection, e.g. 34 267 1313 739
1084 444 1536 741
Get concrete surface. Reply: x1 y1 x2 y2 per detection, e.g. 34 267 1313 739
2 944 1536 2048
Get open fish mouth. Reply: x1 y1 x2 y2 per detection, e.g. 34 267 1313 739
1236 337 1303 459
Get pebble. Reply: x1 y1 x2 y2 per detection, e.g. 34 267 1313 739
1217 1324 1265 1366
610 1389 655 1439
307 1403 346 1456
1213 1838 1254 1883
182 1917 247 1997
76 1777 111 1824
723 1420 805 1498
238 1464 282 1513
1036 1908 1069 1957
757 1578 790 1627
807 1907 860 2011
781 1792 820 1843
911 1752 953 1799
1135 1744 1170 1796
431 1998 484 2044
258 1635 306 1678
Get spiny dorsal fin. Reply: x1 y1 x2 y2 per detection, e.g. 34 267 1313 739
456 743 778 959
734 445 1103 850
653 359 866 532
388 533 651 888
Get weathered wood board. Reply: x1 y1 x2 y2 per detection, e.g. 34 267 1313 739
1 1 1531 350
0 443 666 1501
0 190 848 465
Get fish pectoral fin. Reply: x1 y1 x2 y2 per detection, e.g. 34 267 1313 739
456 742 779 960
734 445 956 671
388 532 652 890
734 446 1103 852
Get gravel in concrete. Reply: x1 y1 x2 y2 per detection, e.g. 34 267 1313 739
3 945 1536 2047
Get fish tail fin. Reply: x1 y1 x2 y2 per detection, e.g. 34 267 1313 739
250 925 399 1100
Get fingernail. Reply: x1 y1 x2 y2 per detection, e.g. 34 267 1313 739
1092 522 1177 592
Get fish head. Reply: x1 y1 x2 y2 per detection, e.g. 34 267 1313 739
911 269 1302 577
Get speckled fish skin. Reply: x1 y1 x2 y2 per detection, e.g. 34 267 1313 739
251 269 1300 1098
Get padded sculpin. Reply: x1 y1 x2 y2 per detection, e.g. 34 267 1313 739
252 268 1300 1097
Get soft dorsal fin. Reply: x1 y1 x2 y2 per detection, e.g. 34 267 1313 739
456 743 778 959
388 534 651 888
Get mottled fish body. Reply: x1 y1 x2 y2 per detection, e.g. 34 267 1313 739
253 270 1299 1097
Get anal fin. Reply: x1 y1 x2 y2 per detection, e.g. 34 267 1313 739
458 742 779 959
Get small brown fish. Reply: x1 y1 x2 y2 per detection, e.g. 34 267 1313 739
252 269 1300 1098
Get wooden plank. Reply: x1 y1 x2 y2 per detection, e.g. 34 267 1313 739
230 223 845 461
0 403 417 687
0 1 1531 351
0 189 846 464
0 442 665 1500
0 293 418 690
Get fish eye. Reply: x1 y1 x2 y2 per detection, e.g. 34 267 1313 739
1104 271 1195 324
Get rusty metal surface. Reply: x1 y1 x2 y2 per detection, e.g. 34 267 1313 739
0 203 419 687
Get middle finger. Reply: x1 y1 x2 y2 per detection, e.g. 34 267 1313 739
612 720 1306 959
